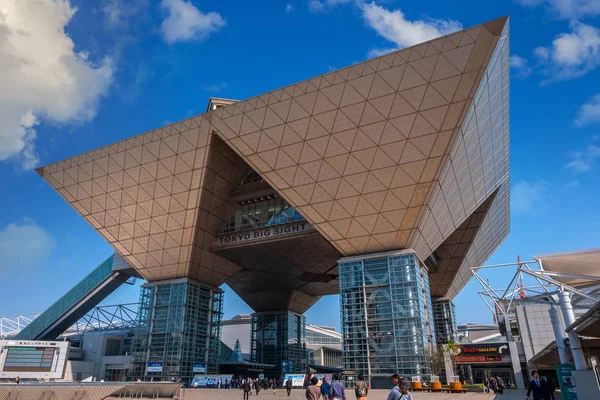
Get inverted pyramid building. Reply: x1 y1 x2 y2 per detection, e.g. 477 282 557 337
37 16 510 314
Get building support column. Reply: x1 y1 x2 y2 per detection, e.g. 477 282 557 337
132 279 223 381
251 311 306 378
466 365 474 384
549 305 569 365
558 291 587 370
508 341 525 389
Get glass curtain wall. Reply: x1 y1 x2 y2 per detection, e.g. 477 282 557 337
432 300 457 346
130 279 223 382
251 311 306 378
339 252 435 388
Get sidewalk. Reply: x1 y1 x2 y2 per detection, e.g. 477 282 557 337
180 388 530 399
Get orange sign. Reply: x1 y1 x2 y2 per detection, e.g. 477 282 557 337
456 355 502 363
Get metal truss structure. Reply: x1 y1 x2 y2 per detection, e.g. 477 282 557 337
0 303 140 339
470 258 600 319
0 313 40 338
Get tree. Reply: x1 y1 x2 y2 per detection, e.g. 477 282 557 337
428 347 446 376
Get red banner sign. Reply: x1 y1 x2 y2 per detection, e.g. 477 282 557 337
456 355 503 363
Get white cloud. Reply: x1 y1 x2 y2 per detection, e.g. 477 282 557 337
308 0 351 13
0 0 114 170
534 21 600 83
510 55 532 79
367 47 397 58
515 0 600 19
285 4 295 14
0 219 56 268
575 94 600 127
102 0 148 29
563 142 600 174
202 82 228 92
160 0 226 44
360 2 462 52
511 180 548 214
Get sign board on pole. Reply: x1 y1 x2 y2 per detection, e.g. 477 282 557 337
284 374 306 387
259 374 265 380
193 363 206 373
146 362 163 372
191 375 233 388
555 364 578 400
306 373 332 387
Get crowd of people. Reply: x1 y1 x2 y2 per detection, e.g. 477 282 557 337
484 375 506 394
202 373 415 400
304 373 413 400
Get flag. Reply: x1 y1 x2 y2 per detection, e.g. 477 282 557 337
517 272 526 299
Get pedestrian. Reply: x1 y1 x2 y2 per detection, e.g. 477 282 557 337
272 378 277 394
306 377 321 400
489 376 497 393
386 375 402 400
331 374 346 400
286 377 293 396
526 370 544 400
355 374 368 400
321 376 332 400
541 376 556 400
399 385 413 400
255 378 261 396
218 378 222 389
496 376 504 394
242 378 252 400
15 376 20 385
484 377 490 393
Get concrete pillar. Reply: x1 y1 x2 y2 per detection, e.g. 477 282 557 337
508 341 525 389
504 315 513 341
549 305 569 364
466 365 474 384
558 291 587 371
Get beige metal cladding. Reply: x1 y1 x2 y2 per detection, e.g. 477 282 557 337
36 16 510 300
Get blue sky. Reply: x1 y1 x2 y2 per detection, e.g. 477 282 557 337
1 0 599 331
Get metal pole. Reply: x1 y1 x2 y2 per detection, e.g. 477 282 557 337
549 305 569 364
558 291 587 370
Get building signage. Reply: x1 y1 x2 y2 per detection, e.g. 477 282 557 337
193 363 206 373
555 363 578 400
214 222 314 247
146 362 163 372
460 344 509 355
281 360 296 373
342 370 357 376
456 355 503 363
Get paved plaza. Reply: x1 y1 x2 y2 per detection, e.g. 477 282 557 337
180 388 527 400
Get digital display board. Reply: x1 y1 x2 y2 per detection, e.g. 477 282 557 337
3 347 56 372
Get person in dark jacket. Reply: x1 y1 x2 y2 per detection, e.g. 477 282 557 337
541 376 556 400
242 378 252 400
286 378 293 396
526 370 545 400
254 378 261 396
